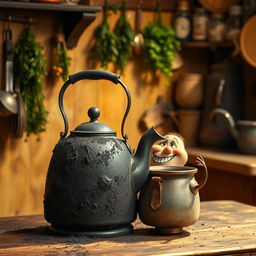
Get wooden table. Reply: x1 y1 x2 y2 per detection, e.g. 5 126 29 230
1 200 256 256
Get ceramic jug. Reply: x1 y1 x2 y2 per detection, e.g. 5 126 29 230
210 108 256 155
199 61 244 148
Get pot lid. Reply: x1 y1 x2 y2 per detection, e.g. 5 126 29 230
149 166 197 176
71 107 116 136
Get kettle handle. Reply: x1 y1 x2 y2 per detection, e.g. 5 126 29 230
58 70 131 140
69 70 120 84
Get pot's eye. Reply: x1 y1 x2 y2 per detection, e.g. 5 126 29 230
159 140 168 146
170 140 177 148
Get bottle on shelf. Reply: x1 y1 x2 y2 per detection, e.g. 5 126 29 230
192 7 209 41
174 0 192 42
208 12 226 42
225 5 242 42
243 0 256 24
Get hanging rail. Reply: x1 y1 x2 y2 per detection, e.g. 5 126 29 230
0 15 35 25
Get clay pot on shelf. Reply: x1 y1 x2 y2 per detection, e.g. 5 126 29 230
169 109 201 147
175 73 203 109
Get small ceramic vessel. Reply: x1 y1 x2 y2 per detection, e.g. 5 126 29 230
138 156 208 234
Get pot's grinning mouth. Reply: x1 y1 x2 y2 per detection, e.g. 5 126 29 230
152 154 176 164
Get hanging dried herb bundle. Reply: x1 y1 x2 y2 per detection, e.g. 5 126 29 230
142 5 181 77
114 2 135 73
53 38 71 82
92 1 118 68
14 26 48 139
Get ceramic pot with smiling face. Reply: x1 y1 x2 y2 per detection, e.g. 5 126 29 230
138 156 208 234
150 133 188 166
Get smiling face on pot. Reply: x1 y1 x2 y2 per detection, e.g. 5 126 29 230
151 133 188 166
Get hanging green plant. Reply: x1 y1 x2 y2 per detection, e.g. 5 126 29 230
91 1 118 69
142 4 181 77
52 34 71 82
114 1 135 73
14 26 48 139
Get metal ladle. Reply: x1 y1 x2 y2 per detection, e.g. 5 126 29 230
133 0 144 55
0 28 18 116
0 92 18 116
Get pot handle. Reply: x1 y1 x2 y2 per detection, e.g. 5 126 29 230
215 79 226 106
190 156 208 194
150 176 163 210
58 70 131 141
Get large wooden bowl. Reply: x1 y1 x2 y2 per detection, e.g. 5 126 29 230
240 15 256 68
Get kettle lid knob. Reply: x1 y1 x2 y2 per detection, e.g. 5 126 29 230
71 106 116 136
88 107 100 122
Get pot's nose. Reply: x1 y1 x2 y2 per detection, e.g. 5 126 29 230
163 146 173 155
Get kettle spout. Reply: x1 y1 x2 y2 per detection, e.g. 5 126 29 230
210 108 239 140
132 127 164 192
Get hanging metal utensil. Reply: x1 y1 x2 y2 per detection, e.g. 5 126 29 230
0 28 18 116
3 26 26 138
133 0 144 55
11 81 26 139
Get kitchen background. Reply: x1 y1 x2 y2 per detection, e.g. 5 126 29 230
0 0 256 217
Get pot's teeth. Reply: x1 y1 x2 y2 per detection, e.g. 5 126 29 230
152 154 176 164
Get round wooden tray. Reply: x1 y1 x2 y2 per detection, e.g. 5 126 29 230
240 15 256 68
199 0 239 12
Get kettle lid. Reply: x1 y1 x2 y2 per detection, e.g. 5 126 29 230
71 107 116 136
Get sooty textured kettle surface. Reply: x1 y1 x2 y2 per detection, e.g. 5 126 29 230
44 136 136 229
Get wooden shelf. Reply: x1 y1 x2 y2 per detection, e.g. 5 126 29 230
83 0 176 11
182 41 234 49
0 1 102 49
187 147 256 176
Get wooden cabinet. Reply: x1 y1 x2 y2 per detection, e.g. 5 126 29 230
187 147 256 206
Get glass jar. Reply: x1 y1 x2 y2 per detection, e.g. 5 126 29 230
226 5 242 42
208 13 226 42
243 0 256 24
192 7 209 41
174 0 192 41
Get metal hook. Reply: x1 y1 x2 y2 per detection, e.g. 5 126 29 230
0 14 35 25
7 14 11 29
136 0 143 8
25 15 33 25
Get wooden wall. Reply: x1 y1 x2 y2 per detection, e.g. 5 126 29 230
0 9 180 217
1 7 254 218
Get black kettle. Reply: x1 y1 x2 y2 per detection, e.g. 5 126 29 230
44 70 163 237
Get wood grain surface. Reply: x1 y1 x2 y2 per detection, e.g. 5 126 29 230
187 147 256 176
0 200 256 256
187 148 256 206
